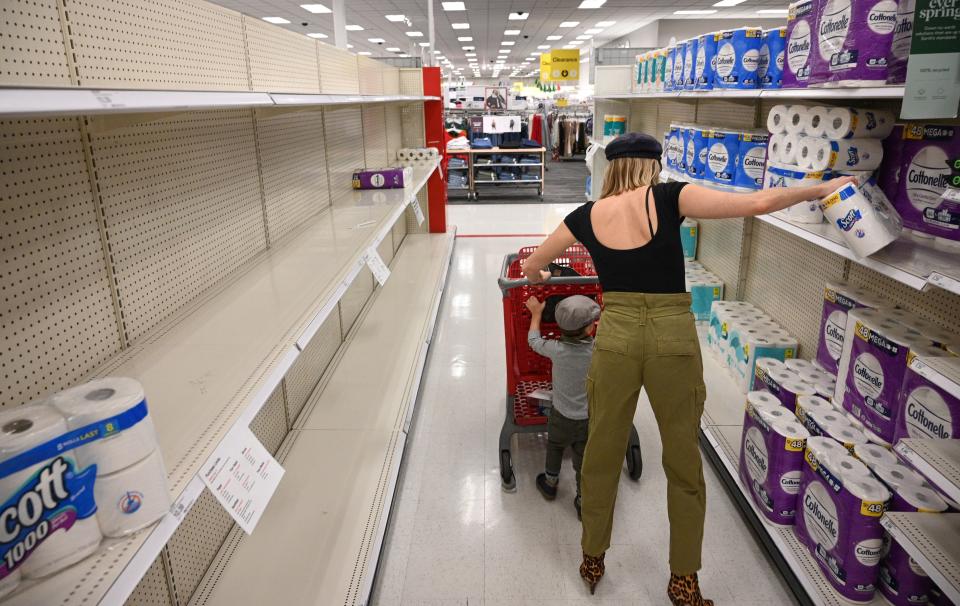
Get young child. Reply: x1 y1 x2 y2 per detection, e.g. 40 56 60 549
525 294 600 518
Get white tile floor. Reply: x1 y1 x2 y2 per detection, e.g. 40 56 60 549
372 204 795 605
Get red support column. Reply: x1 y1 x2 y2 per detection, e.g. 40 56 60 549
422 67 447 233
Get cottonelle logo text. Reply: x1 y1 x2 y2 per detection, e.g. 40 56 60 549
804 483 840 549
905 386 953 439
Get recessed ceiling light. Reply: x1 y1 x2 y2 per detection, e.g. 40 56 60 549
387 47 401 52
532 51 543 55
419 42 431 46
508 12 529 20
368 37 385 43
578 0 606 7
546 35 562 40
262 17 290 24
525 57 535 61
441 1 466 10
560 21 579 27
576 34 592 39
501 41 515 46
500 49 511 53
537 45 550 49
451 22 470 29
433 50 442 54
306 33 328 38
386 14 406 21
596 20 616 26
345 24 364 30
300 4 331 13
358 51 372 55
406 31 423 37
585 28 603 34
562 44 576 49
756 8 788 12
714 0 747 5
465 52 476 56
569 40 584 45
504 29 521 36
674 9 716 14
462 45 475 50
457 36 473 41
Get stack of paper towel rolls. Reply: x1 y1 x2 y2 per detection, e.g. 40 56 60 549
396 147 440 168
0 405 102 591
51 377 171 538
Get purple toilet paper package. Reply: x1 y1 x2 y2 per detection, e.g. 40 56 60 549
894 354 960 442
809 0 898 86
886 0 915 84
815 282 882 376
739 399 811 525
878 124 905 203
794 439 890 602
880 537 935 606
351 167 409 190
784 0 817 87
890 124 960 242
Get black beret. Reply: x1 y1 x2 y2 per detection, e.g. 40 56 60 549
605 132 662 161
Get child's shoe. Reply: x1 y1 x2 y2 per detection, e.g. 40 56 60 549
574 495 582 520
535 473 557 500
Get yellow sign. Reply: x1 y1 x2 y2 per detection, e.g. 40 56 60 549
549 49 580 81
540 52 552 81
556 98 569 107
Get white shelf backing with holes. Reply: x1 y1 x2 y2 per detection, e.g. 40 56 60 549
597 86 905 101
0 88 438 117
658 168 960 295
3 161 437 606
696 329 888 606
895 439 960 505
194 231 456 606
881 513 960 604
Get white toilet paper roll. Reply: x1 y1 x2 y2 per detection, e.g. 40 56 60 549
0 571 19 599
781 134 804 165
756 357 788 376
50 377 156 476
798 137 832 171
783 200 824 224
823 107 896 139
822 416 871 448
94 449 171 538
766 105 792 134
767 134 787 164
784 105 810 135
829 448 874 480
785 359 816 375
802 106 832 138
0 405 103 580
831 139 884 171
748 390 786 413
896 484 949 512
853 442 900 470
819 182 902 258
871 461 928 490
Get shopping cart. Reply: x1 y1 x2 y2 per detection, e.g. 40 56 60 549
497 245 643 491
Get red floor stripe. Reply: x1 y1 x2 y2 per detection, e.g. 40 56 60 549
455 233 546 238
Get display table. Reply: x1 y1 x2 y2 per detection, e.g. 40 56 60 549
447 146 546 200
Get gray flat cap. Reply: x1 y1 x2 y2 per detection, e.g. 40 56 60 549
555 295 601 331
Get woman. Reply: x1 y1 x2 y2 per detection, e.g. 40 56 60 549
521 132 853 604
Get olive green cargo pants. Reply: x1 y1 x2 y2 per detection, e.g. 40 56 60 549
580 292 708 575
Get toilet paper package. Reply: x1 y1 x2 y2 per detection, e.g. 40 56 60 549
799 137 885 172
683 37 699 89
0 405 102 585
819 180 903 258
890 124 960 242
767 134 789 165
94 449 171 537
676 126 690 174
885 0 914 84
840 312 942 443
764 162 830 223
785 0 817 87
687 126 707 180
894 354 960 441
351 166 412 189
704 129 740 186
688 273 724 321
759 27 787 88
794 437 891 602
715 27 764 89
664 45 676 91
816 282 884 375
878 124 905 202
707 301 762 356
735 132 770 189
731 329 800 393
796 395 871 448
835 308 900 405
822 107 896 139
853 442 900 469
809 0 898 86
674 40 688 91
740 393 812 525
695 32 718 90
681 218 699 259
665 126 682 170
753 361 801 405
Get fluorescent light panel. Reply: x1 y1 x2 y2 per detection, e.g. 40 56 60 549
537 45 550 49
306 33 328 38
387 47 401 52
546 35 562 40
713 0 747 5
559 21 579 27
385 14 405 21
578 0 606 7
596 20 616 26
674 9 716 14
457 36 473 41
508 12 529 20
585 28 603 34
345 24 363 30
419 41 431 46
501 41 515 45
406 31 423 36
300 4 331 13
562 44 576 48
441 1 466 10
576 34 592 39
368 37 385 43
504 29 521 35
451 22 470 29
358 51 372 55
262 17 290 24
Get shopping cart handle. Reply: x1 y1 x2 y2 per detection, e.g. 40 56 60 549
498 253 599 293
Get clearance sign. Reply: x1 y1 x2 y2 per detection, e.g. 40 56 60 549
540 52 552 81
548 49 580 81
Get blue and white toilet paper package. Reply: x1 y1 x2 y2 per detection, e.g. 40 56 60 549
686 126 705 180
683 37 699 89
0 378 171 595
735 132 770 189
759 27 787 89
715 27 764 89
705 129 740 186
695 32 718 90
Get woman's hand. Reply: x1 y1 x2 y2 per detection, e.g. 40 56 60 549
521 260 552 284
815 175 859 198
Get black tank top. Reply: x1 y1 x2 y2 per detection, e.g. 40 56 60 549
563 181 688 294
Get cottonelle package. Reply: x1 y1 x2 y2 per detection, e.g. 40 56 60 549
784 0 817 87
686 126 705 180
760 27 787 89
735 132 770 189
704 129 740 186
740 392 812 525
890 124 960 242
809 0 898 86
794 437 892 602
715 27 764 89
894 354 960 441
796 395 871 448
683 37 699 89
815 281 885 376
694 32 718 90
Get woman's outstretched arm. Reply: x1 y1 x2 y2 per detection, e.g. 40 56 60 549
520 222 578 284
678 175 857 220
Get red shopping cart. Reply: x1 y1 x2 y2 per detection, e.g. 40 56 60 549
496 245 643 491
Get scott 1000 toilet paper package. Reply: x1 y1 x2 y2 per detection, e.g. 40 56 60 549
0 378 170 596
740 392 811 525
894 354 960 441
819 180 903 258
794 437 891 602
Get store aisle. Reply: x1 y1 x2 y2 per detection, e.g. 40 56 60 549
372 211 795 605
448 158 591 206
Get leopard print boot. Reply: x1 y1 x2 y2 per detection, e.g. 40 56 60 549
667 573 714 606
579 552 605 595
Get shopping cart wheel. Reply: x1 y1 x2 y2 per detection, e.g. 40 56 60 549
500 450 516 492
537 187 543 198
626 445 643 481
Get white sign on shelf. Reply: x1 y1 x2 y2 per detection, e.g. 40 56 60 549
365 247 391 286
410 196 425 226
201 427 285 534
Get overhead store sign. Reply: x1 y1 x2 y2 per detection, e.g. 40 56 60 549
549 49 580 81
901 0 960 119
540 52 552 81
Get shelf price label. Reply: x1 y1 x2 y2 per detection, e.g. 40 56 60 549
365 247 391 286
410 196 425 226
201 427 285 535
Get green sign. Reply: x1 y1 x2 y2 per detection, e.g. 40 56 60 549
901 0 960 119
